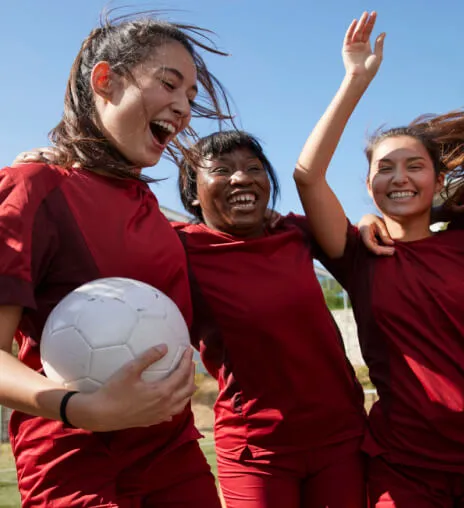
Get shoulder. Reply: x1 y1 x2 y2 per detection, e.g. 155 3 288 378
170 220 198 232
1 163 68 199
276 212 308 231
431 227 464 246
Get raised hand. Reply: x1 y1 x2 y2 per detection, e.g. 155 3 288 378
343 11 385 83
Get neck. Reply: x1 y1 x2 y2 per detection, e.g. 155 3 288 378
203 219 265 239
384 213 433 242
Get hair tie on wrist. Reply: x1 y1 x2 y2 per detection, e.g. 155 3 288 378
60 391 79 428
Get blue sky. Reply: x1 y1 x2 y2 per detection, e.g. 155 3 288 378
1 1 463 221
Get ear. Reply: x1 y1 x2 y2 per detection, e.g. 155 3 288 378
434 172 445 195
90 61 119 102
191 198 200 206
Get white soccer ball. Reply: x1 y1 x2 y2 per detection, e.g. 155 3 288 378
40 277 190 393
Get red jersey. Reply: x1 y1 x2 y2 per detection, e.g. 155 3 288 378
323 223 464 472
0 164 198 471
174 215 365 459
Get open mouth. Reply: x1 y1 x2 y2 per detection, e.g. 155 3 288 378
149 120 176 147
228 192 258 210
387 191 417 200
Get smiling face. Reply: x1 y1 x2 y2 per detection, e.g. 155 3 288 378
195 147 271 238
367 135 444 222
93 41 197 169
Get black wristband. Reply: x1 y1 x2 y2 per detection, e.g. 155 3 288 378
59 391 79 428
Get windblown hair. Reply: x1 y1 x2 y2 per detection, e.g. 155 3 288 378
49 9 234 181
411 110 464 205
178 130 280 221
365 110 464 206
365 126 448 177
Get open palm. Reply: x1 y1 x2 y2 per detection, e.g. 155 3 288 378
342 12 385 82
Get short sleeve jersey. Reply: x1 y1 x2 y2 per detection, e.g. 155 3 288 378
0 163 198 467
174 215 366 459
321 222 464 472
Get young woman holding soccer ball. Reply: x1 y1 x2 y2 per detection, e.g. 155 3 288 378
0 10 232 508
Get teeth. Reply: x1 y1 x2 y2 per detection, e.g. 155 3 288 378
229 193 256 204
151 120 176 134
388 191 416 199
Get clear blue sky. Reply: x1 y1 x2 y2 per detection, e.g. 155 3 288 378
1 1 463 221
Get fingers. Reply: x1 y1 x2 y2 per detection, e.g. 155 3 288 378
344 19 358 46
359 218 395 256
352 12 370 42
374 221 394 245
374 32 386 59
361 11 377 41
159 347 195 392
11 147 53 166
127 344 168 377
369 242 395 257
346 11 377 45
362 229 395 256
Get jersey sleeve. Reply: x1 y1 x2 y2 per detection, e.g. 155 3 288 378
0 165 59 309
280 213 324 258
314 221 366 293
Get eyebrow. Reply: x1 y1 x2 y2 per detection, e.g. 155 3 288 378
160 66 198 93
213 155 262 164
378 156 425 164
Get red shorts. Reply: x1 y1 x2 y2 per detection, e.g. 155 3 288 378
15 438 220 508
368 456 464 508
217 439 366 508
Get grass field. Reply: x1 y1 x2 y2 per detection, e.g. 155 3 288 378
0 444 20 508
0 441 218 508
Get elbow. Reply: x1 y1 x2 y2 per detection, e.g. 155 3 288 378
293 165 321 188
293 165 310 187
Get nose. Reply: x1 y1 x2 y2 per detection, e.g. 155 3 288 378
171 92 191 120
230 169 253 185
391 166 409 185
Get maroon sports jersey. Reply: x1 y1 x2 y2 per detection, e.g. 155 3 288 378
0 163 198 485
322 223 464 472
174 215 365 459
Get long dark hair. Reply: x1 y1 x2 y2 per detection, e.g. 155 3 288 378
49 9 234 181
178 130 280 221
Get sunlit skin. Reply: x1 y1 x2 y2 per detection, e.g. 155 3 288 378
195 148 271 238
92 41 198 170
367 136 444 242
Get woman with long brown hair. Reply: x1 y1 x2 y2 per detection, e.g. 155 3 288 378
294 11 464 507
0 10 232 508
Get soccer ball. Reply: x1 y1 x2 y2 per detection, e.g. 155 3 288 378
40 277 190 393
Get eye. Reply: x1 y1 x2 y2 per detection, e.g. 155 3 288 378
408 165 423 171
211 166 229 175
248 165 263 173
161 79 175 91
378 166 392 173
